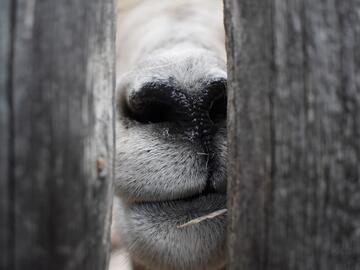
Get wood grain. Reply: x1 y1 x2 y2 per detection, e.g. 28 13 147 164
0 0 115 269
225 0 360 269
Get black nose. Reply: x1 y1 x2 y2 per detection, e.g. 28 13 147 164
126 78 227 129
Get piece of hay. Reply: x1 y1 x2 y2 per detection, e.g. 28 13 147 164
177 209 227 228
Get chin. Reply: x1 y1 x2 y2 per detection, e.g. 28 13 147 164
115 193 227 270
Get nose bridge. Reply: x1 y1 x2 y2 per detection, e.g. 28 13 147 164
178 93 215 149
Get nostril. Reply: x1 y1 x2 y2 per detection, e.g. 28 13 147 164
209 94 227 123
127 101 173 124
205 78 227 123
125 81 186 124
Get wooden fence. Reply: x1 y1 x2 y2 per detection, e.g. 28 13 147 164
0 0 115 269
1 0 359 269
225 0 360 269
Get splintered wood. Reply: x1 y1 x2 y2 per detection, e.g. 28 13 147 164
177 209 227 228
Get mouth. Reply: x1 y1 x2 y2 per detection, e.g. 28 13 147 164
116 162 227 269
129 191 226 229
127 172 227 225
131 180 226 204
128 169 226 203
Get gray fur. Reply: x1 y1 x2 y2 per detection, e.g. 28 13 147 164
115 1 227 269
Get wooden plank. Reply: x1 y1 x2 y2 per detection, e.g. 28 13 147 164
0 0 115 269
225 0 273 269
225 0 360 269
0 0 13 268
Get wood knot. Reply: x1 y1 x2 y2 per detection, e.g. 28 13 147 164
96 158 107 179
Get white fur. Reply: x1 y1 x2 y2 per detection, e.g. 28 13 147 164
114 1 227 269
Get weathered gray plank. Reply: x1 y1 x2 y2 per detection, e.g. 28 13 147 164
225 0 273 269
0 0 13 269
225 0 360 269
0 0 115 269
